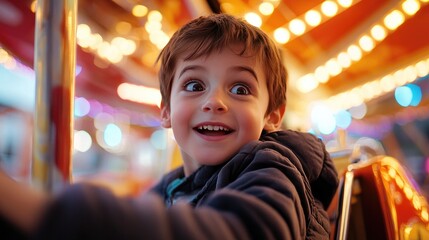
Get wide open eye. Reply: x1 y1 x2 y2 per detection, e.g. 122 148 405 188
230 84 250 95
184 81 205 92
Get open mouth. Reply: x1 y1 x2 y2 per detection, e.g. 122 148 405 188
194 125 234 136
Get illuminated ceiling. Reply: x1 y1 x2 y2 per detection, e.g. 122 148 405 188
0 0 428 130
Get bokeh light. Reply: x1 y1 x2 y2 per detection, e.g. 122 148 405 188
74 130 92 152
349 103 367 119
335 110 352 129
74 97 90 117
150 129 167 150
395 84 422 107
104 123 122 147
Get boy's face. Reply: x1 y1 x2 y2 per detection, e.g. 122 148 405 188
161 45 284 172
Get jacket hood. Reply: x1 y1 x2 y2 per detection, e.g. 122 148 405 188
260 130 339 209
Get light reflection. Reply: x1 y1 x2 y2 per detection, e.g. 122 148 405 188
389 167 397 178
244 12 262 27
338 0 353 8
289 19 306 36
74 97 90 117
335 110 352 129
147 10 162 22
314 66 329 83
132 5 148 17
380 158 429 225
413 195 422 210
395 175 405 189
422 209 429 221
273 27 290 44
296 73 318 93
370 25 387 41
325 58 342 76
104 123 122 147
404 185 414 200
358 35 375 52
74 130 92 152
117 83 162 107
259 2 274 16
305 10 321 26
395 84 422 107
311 104 336 135
402 0 420 15
395 86 413 107
347 45 362 61
337 52 352 68
0 48 9 63
321 1 338 17
384 10 405 30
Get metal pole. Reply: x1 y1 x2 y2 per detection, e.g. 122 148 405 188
32 0 77 192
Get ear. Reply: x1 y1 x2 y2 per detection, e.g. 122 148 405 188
160 102 171 128
264 104 286 131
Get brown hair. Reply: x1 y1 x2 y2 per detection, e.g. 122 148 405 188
157 13 287 115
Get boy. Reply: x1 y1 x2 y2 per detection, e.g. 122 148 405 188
0 13 338 239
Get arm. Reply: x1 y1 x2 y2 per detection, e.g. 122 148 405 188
34 184 250 240
0 169 49 233
33 153 311 239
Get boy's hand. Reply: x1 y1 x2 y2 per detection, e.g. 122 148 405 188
0 168 49 234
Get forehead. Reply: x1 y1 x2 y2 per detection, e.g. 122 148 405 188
174 48 265 82
178 44 261 68
178 41 257 61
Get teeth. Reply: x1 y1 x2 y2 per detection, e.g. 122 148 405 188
197 125 230 131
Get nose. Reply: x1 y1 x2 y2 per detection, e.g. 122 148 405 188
202 91 228 113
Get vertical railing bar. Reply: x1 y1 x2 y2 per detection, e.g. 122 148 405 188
32 0 77 192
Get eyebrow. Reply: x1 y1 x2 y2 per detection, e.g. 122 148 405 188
178 65 205 78
178 65 258 82
231 66 258 82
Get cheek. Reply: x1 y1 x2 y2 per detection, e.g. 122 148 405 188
170 112 188 147
237 105 266 132
169 101 194 131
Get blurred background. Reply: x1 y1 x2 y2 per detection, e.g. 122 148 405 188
1 0 429 196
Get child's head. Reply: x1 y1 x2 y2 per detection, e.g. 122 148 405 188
158 13 287 116
157 14 288 173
